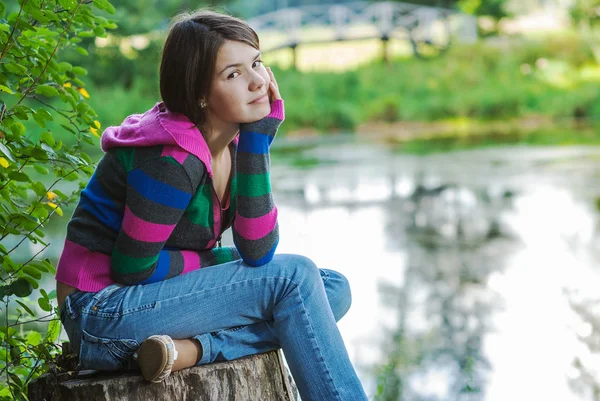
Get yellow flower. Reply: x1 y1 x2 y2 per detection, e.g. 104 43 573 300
47 202 58 209
63 82 72 88
90 127 99 137
78 87 90 99
0 157 8 168
47 191 57 200
92 120 101 129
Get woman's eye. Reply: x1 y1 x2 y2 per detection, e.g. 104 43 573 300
228 71 240 79
253 60 263 68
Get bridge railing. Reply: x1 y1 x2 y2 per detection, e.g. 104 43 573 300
247 1 477 54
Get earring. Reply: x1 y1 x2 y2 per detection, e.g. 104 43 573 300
200 101 207 108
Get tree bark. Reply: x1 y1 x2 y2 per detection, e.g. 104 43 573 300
29 350 298 401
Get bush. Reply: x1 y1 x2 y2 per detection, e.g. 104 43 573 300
0 1 115 399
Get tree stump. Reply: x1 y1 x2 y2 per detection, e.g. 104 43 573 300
28 350 299 401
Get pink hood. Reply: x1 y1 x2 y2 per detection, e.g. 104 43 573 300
101 102 216 177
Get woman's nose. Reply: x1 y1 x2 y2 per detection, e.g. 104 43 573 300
249 71 266 91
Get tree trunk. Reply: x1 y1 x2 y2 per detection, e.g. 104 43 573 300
29 350 299 401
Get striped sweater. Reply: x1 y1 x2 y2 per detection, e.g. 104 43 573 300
56 100 284 291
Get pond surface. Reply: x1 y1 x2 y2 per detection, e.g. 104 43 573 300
266 138 600 401
26 137 600 401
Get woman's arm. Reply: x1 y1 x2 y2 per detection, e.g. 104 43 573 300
233 69 284 266
110 154 207 285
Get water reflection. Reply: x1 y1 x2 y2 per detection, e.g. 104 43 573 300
374 180 517 401
270 141 600 401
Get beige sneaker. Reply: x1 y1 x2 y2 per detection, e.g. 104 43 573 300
133 335 178 383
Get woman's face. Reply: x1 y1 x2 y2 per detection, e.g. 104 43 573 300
205 40 271 129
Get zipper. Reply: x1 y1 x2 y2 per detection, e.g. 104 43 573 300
211 183 224 248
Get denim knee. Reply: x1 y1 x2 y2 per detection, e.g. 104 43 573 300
281 254 321 290
324 270 352 321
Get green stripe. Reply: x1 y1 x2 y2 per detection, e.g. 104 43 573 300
111 249 159 274
236 173 271 198
163 156 182 167
116 148 135 173
212 247 234 265
185 184 213 226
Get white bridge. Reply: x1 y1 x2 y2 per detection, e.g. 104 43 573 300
247 1 478 61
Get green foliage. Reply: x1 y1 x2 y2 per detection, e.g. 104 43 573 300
0 0 116 399
570 0 600 27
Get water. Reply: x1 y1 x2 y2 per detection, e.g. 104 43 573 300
266 139 600 401
22 137 600 400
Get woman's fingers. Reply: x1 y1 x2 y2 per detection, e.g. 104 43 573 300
267 67 281 101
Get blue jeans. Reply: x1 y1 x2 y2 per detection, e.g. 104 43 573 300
60 254 368 401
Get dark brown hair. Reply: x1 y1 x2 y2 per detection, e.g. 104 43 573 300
159 10 260 129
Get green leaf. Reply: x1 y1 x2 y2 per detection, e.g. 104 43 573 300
30 261 48 273
32 181 46 196
15 300 35 316
75 46 89 56
0 85 13 94
32 111 47 128
4 62 27 75
40 131 55 146
10 278 33 298
0 2 5 19
22 275 39 290
37 108 53 121
71 66 87 76
23 265 42 280
10 121 26 136
0 285 11 300
26 331 43 346
93 0 116 14
64 171 79 181
35 85 59 97
8 172 29 182
38 297 52 312
48 290 57 300
46 320 61 343
0 141 16 162
58 0 77 11
34 165 49 175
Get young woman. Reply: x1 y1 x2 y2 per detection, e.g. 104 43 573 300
55 10 368 400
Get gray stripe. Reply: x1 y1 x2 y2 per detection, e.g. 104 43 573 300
66 210 116 254
115 232 164 258
136 158 193 193
235 194 275 218
239 116 282 136
112 267 154 286
181 155 208 190
236 153 270 175
168 216 214 249
133 146 163 169
199 249 218 267
234 224 279 263
164 251 184 279
95 154 127 201
128 189 185 225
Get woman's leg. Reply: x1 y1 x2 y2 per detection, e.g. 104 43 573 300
194 268 352 365
63 254 367 401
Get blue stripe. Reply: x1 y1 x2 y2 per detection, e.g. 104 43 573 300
80 173 121 232
237 131 271 154
128 169 192 209
141 251 171 284
234 237 279 267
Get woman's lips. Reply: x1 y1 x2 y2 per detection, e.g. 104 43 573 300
250 93 268 104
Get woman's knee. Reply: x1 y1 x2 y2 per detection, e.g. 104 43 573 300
277 253 319 277
322 269 352 321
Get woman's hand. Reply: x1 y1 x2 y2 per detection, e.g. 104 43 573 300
267 67 282 103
